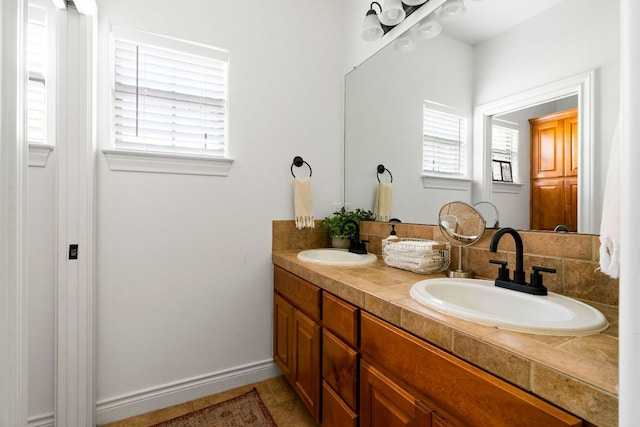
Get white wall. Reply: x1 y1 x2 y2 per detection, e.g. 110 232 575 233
474 0 620 229
92 0 345 423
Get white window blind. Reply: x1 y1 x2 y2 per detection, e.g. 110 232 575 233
113 33 229 156
422 102 468 176
27 4 47 144
492 124 519 181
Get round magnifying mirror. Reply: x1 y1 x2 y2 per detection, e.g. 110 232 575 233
439 201 486 278
473 201 500 229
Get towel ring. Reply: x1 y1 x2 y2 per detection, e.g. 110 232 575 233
291 156 312 178
377 164 393 183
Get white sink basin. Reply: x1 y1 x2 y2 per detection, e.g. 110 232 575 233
410 278 608 335
297 248 377 266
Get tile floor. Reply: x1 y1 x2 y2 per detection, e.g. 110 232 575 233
101 376 318 427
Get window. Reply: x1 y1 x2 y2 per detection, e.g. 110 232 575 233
27 2 47 145
112 27 229 157
422 102 469 177
491 122 519 183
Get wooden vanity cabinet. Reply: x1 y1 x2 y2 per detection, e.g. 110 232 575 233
273 267 321 421
274 266 586 426
360 312 582 427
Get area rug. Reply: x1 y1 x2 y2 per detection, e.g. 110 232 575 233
152 388 278 427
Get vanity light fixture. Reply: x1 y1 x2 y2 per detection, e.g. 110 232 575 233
362 2 384 41
436 0 467 21
361 0 447 42
379 0 406 26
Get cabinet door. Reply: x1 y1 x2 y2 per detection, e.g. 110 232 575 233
530 178 565 230
529 108 579 231
360 361 431 427
292 308 321 421
531 118 564 179
273 293 293 379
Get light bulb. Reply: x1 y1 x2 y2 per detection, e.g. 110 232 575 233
361 2 384 42
415 16 442 39
393 34 415 53
437 0 467 22
402 0 427 6
379 0 406 26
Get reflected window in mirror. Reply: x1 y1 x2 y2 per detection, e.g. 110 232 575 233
27 0 56 147
491 120 519 183
422 101 469 178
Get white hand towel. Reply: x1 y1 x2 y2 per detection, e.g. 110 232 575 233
599 120 620 278
294 177 314 229
374 182 393 222
383 240 441 254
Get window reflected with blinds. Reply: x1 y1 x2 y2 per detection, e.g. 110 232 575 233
112 29 229 157
27 3 47 145
491 122 519 183
422 102 469 177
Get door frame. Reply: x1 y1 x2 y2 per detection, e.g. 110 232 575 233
1 0 29 425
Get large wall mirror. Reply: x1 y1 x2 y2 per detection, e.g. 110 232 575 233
344 0 619 234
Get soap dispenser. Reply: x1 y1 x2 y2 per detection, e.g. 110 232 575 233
385 218 402 241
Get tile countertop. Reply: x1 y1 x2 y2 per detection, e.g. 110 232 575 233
272 250 619 427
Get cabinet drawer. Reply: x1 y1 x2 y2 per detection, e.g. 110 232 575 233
323 292 359 346
323 329 358 410
361 312 582 427
274 266 321 322
322 381 358 427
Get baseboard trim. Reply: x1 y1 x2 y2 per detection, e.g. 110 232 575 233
96 359 280 425
27 412 54 427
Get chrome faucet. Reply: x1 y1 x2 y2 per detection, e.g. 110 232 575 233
488 227 555 295
340 219 368 255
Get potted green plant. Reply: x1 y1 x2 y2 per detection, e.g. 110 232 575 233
320 207 376 248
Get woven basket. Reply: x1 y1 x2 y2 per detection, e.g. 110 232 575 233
382 238 451 274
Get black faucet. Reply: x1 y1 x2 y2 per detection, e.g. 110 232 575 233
488 227 555 295
340 219 368 255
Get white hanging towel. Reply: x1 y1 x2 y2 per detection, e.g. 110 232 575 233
374 182 393 222
599 120 620 278
294 177 314 229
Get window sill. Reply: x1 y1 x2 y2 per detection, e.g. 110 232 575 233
421 175 473 191
492 181 523 194
102 149 234 176
29 144 55 167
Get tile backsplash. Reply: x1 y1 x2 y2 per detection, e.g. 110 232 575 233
272 220 619 307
